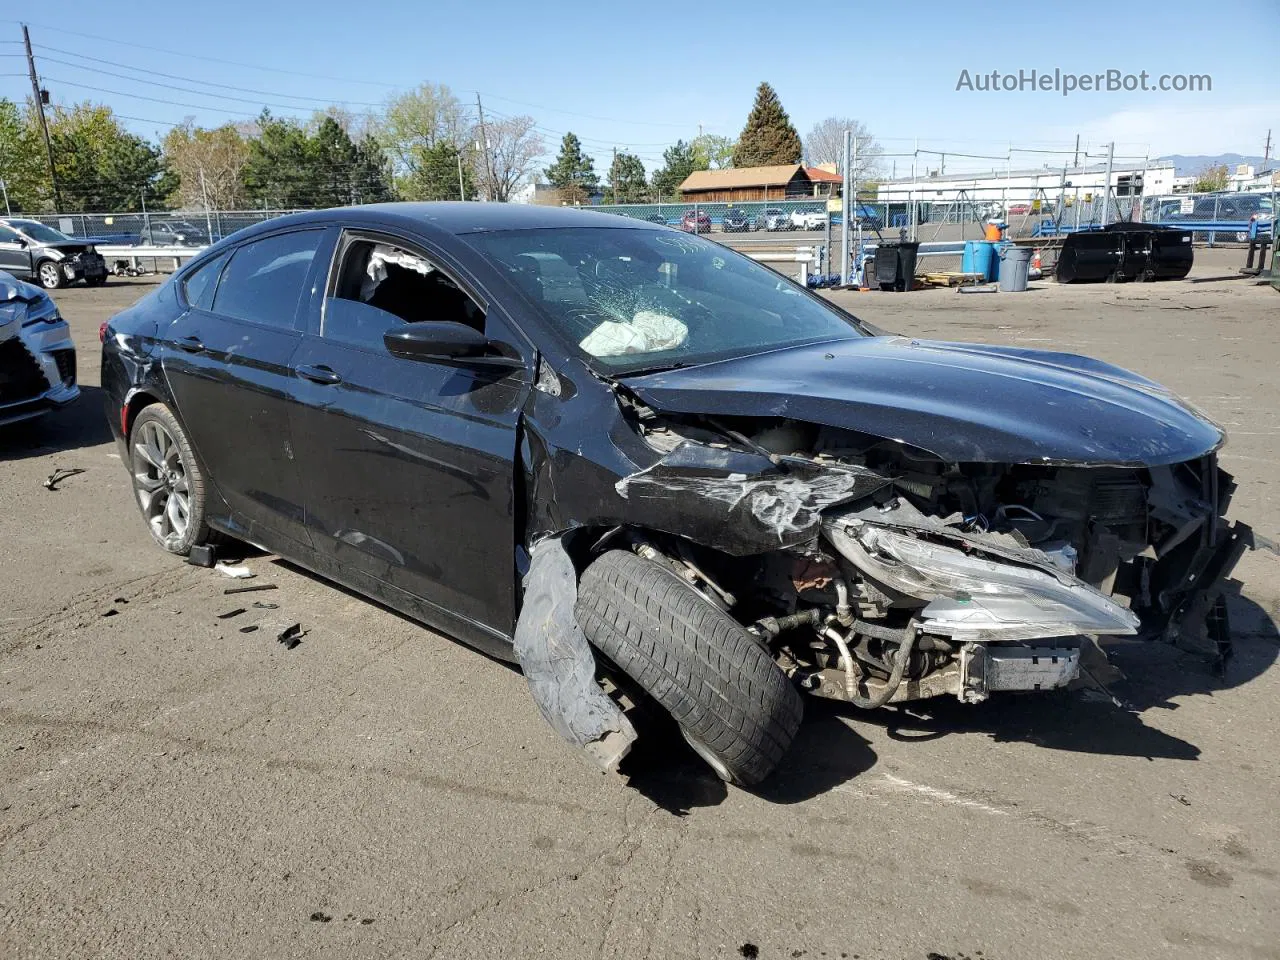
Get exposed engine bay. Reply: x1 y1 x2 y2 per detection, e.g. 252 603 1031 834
609 407 1250 708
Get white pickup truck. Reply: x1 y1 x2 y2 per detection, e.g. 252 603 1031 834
789 209 828 230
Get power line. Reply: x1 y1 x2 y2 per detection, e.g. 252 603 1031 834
43 76 260 117
33 45 385 107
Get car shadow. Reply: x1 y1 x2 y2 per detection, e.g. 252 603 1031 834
0 385 114 461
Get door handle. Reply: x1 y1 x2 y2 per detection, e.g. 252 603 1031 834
295 363 342 385
176 336 205 353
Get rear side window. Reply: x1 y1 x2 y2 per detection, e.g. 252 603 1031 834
212 230 321 329
182 252 229 311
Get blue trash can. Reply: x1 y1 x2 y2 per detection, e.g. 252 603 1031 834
962 240 1000 281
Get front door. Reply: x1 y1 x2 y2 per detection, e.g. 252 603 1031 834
288 229 531 638
161 227 327 548
0 225 32 277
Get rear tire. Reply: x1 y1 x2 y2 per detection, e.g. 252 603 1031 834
128 403 215 556
576 550 803 785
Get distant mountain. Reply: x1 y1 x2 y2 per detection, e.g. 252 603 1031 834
1155 154 1270 176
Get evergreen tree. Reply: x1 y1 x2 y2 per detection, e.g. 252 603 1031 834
732 82 802 167
649 140 703 200
607 151 648 203
409 141 475 201
544 133 597 204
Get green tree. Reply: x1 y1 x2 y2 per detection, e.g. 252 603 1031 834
311 116 360 206
691 133 734 170
544 133 597 204
732 82 802 167
376 84 469 182
47 103 171 211
351 134 396 204
406 141 474 201
0 98 47 212
1193 164 1229 193
650 139 704 199
607 151 647 203
243 111 316 207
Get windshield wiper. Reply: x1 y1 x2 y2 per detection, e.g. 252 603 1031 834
612 360 696 378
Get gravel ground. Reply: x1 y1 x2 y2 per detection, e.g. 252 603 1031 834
2 252 1278 960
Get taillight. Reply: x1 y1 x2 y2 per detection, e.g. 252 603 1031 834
99 322 108 343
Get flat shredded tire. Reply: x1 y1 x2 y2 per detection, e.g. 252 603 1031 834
576 549 803 785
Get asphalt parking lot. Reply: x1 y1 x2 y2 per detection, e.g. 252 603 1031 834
3 252 1278 960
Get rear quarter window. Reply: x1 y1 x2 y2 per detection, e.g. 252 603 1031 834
181 252 229 311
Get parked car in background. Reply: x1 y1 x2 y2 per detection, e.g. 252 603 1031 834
139 219 211 247
790 209 828 231
0 270 78 425
722 207 751 232
644 214 669 226
680 210 711 233
0 219 108 289
1167 194 1274 241
759 207 791 231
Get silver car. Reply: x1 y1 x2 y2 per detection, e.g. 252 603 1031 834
0 271 79 426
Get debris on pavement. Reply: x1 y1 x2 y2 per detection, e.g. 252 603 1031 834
1171 793 1192 806
239 625 259 634
217 608 246 620
223 583 277 596
252 601 278 610
43 467 85 491
214 562 254 579
100 608 119 618
186 545 217 568
277 623 306 650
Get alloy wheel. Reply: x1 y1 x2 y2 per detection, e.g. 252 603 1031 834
39 262 62 288
131 419 191 545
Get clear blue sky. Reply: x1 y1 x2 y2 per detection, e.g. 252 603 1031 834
3 0 1277 176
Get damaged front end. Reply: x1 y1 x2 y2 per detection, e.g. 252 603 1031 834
606 402 1252 711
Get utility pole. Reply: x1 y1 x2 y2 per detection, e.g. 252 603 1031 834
23 24 61 211
1101 141 1115 227
198 165 214 241
457 152 466 201
840 129 852 287
474 94 496 202
611 147 618 205
1073 133 1080 169
0 179 10 217
1265 129 1272 168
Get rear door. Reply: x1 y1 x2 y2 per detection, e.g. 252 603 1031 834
288 227 532 638
161 227 329 549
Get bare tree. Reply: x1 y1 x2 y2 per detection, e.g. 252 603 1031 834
476 114 544 202
162 120 249 210
803 117 882 180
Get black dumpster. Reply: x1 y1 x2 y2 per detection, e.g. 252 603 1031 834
873 241 920 291
1057 223 1193 283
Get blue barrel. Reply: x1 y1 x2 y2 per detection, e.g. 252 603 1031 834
962 240 1000 280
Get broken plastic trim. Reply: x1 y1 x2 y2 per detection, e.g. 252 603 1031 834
615 442 890 551
512 536 637 773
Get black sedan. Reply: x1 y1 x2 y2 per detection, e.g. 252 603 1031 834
102 203 1249 785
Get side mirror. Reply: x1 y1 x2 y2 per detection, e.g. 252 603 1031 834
15 237 27 248
383 321 523 369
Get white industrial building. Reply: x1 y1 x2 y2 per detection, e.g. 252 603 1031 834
874 162 1177 206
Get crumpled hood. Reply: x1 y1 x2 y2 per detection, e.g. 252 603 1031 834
618 336 1225 466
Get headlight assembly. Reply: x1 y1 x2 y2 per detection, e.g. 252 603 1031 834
824 520 1140 642
22 296 61 326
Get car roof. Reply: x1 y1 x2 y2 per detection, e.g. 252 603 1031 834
236 202 658 239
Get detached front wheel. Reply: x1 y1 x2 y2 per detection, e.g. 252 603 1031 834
576 550 803 785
